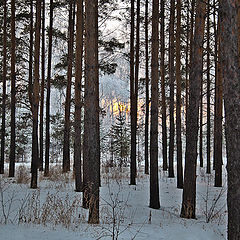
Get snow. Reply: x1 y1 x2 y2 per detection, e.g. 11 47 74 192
0 164 227 240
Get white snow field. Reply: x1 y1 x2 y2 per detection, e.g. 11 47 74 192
0 164 227 240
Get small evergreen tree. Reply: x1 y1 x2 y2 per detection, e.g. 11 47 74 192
109 109 130 168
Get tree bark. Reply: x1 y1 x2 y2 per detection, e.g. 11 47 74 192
83 0 100 224
176 0 183 189
9 0 16 178
168 0 175 178
144 0 149 175
219 1 240 238
180 0 206 219
45 0 53 177
31 0 41 188
39 0 45 171
130 0 136 185
74 0 84 192
63 0 75 173
0 0 7 174
150 0 160 210
161 0 167 171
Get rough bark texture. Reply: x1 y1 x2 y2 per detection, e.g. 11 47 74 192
150 0 160 210
144 0 149 175
219 1 240 238
214 14 223 187
180 0 206 219
63 0 75 173
9 0 16 178
161 0 168 171
0 0 7 174
31 0 41 189
83 0 100 224
130 0 136 185
168 0 175 178
45 0 53 177
39 0 45 171
206 0 212 171
176 0 183 189
74 0 84 192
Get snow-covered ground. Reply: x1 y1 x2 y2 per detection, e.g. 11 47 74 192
0 164 227 240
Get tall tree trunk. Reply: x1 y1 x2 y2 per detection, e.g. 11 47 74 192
219 1 240 238
31 0 42 188
176 0 183 189
180 0 206 219
168 0 175 178
63 0 75 173
185 0 190 122
186 0 195 116
199 76 203 168
130 0 136 185
206 0 211 172
161 0 167 171
39 0 45 171
214 19 223 187
45 0 53 177
0 0 7 174
9 0 16 178
144 0 149 175
83 0 100 224
204 0 210 174
150 0 160 210
74 0 84 192
28 0 33 109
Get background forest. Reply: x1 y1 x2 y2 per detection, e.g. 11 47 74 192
0 0 239 239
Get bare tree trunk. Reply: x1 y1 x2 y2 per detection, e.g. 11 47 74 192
206 0 212 171
180 0 206 219
31 0 42 189
0 0 7 174
83 0 100 224
185 0 190 123
39 0 45 171
44 0 53 177
168 0 175 178
199 76 203 168
63 0 75 173
219 1 240 238
9 0 16 178
176 0 183 189
150 0 160 210
130 0 136 185
74 0 84 192
144 0 149 175
214 16 223 187
161 0 167 171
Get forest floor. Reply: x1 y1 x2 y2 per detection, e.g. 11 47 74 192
0 163 227 240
